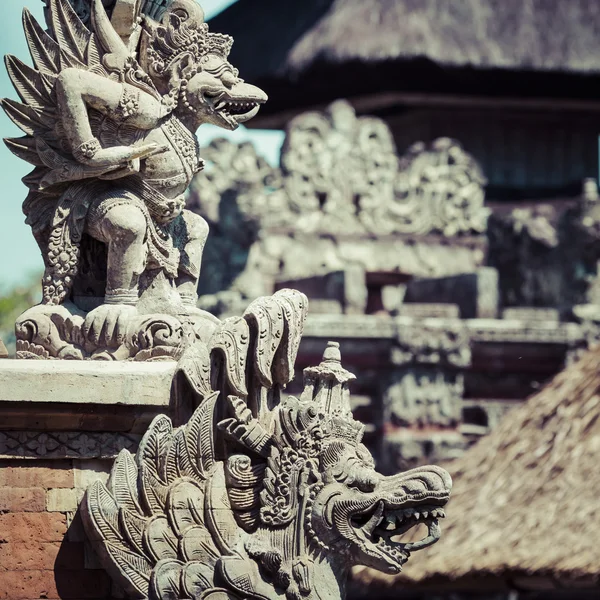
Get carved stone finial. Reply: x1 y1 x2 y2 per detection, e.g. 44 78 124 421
322 340 341 362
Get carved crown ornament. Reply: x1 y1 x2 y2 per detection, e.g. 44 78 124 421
190 100 490 238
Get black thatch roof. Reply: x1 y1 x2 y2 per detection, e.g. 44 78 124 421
210 0 600 127
214 0 600 78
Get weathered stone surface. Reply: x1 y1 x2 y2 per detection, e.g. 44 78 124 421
0 460 74 489
404 268 499 319
82 294 452 600
3 0 267 360
0 337 8 359
191 100 488 315
0 487 46 513
46 488 79 512
488 179 600 314
502 307 560 322
382 431 468 472
191 101 489 239
0 512 67 544
0 541 84 571
74 459 112 491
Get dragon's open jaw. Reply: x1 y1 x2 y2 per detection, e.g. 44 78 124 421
348 500 447 573
206 90 266 128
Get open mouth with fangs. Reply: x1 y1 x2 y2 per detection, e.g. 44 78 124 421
349 502 446 570
206 91 264 126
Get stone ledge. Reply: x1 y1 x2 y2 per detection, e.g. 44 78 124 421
302 314 583 345
0 360 176 405
0 360 177 433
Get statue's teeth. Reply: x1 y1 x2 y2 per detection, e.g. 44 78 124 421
363 501 384 536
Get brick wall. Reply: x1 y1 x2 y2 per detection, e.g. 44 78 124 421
0 459 122 600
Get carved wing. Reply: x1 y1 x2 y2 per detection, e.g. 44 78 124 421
83 392 233 600
1 0 158 236
2 0 109 186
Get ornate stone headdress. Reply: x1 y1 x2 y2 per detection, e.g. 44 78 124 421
145 3 234 78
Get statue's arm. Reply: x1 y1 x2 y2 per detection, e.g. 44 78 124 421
56 68 166 167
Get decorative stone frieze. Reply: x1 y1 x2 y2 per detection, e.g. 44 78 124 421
391 323 471 368
191 101 489 238
0 431 140 459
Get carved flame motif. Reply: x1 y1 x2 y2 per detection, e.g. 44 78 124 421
82 292 452 600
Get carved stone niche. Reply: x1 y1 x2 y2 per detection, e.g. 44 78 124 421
81 292 452 600
382 323 471 470
3 0 268 360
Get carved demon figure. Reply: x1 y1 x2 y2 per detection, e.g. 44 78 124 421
82 311 451 600
2 0 266 359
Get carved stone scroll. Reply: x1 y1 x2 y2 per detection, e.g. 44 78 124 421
190 100 489 239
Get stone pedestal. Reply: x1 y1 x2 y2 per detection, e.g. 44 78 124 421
0 359 175 598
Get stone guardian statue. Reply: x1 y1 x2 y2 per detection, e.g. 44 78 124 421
2 0 267 359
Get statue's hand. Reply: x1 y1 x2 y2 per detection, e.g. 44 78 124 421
76 141 167 168
98 158 141 180
82 304 137 349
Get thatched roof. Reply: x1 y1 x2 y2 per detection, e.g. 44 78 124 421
212 0 600 128
354 347 600 591
213 0 600 79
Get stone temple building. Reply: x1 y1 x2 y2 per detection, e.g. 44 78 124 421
210 0 600 202
0 1 599 599
351 346 600 599
190 0 600 473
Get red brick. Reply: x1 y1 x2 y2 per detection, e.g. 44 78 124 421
0 460 74 489
0 570 59 599
0 512 67 544
0 541 84 571
0 487 45 512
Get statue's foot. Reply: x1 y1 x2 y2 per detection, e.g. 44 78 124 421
15 303 191 361
82 304 137 349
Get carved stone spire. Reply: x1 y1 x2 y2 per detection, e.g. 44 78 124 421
301 341 356 417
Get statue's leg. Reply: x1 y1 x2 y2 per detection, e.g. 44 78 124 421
87 196 148 304
172 209 209 307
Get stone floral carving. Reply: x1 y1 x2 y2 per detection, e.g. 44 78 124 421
190 100 489 238
385 369 463 429
3 0 267 360
391 324 471 368
82 293 452 600
188 101 488 312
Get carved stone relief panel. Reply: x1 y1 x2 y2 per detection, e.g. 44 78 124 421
391 323 472 368
384 369 463 429
191 100 489 238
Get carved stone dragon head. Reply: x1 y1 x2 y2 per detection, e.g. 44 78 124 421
82 291 451 600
